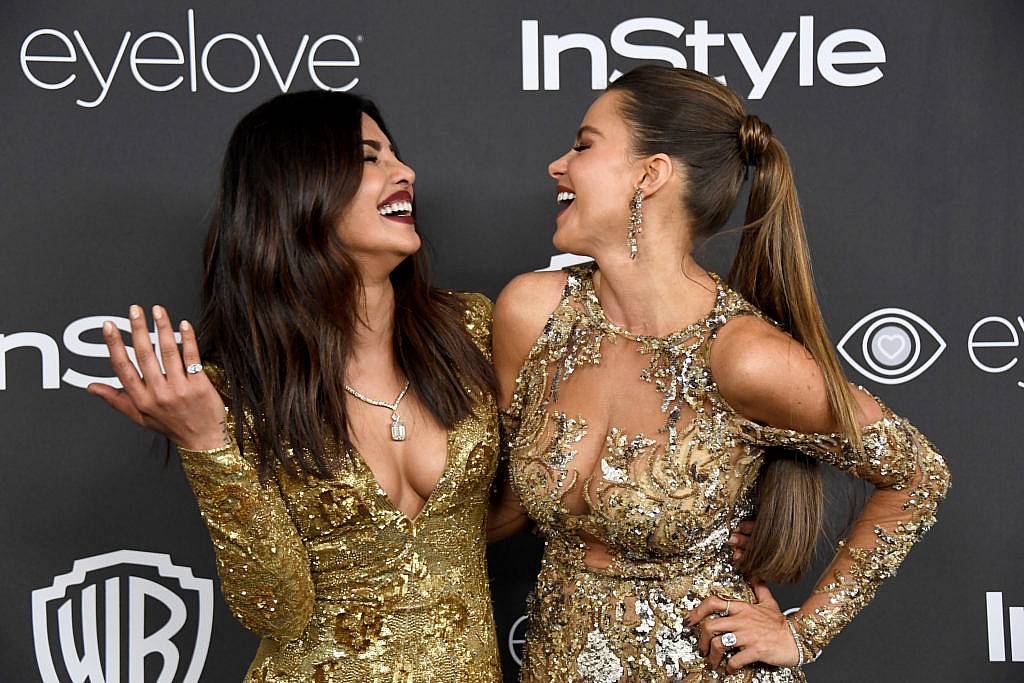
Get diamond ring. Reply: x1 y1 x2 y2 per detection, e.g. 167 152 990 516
721 632 738 649
186 363 203 375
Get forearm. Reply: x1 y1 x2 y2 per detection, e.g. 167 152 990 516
788 420 951 660
179 440 315 641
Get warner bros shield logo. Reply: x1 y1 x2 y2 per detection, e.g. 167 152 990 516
32 550 214 683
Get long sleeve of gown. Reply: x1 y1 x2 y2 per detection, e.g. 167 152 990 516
177 416 314 642
734 398 951 662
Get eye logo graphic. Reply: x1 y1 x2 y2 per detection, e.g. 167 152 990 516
838 308 946 384
32 550 213 683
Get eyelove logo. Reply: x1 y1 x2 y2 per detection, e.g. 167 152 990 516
838 308 946 385
839 308 1024 389
521 15 885 98
32 550 213 683
20 9 361 108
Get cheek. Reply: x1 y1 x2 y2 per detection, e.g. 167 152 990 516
574 157 622 209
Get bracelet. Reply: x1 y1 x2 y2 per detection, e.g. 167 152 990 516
785 616 806 667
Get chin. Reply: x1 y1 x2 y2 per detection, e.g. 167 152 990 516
397 231 422 256
552 224 584 255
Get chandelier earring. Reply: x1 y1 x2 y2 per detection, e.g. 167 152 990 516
627 186 644 259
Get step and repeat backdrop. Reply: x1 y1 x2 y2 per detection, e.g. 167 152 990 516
2 1 1021 681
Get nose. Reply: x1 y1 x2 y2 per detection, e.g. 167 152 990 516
548 150 569 181
392 157 415 187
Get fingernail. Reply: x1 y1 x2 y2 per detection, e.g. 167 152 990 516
152 305 163 320
129 305 142 319
180 320 191 331
102 321 114 335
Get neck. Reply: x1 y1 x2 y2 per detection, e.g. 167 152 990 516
591 218 716 337
351 274 397 363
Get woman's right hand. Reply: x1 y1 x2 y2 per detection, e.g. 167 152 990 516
86 304 228 451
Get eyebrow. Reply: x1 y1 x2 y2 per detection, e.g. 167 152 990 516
575 125 603 140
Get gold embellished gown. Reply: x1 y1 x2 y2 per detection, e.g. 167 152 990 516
501 264 950 682
176 293 502 682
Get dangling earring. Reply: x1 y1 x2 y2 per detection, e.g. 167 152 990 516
627 186 643 259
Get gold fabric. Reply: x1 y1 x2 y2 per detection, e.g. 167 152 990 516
502 263 950 682
178 293 502 683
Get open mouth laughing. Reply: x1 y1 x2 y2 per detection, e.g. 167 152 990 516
377 190 414 224
556 185 575 215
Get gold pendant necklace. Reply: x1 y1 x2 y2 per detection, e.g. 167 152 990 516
344 380 411 441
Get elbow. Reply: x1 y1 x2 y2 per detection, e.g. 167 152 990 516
226 572 316 642
272 584 316 642
929 451 952 504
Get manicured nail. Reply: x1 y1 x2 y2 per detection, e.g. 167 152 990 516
180 320 191 331
102 321 114 336
152 305 163 320
129 305 142 319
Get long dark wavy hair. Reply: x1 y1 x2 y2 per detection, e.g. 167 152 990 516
198 90 496 480
608 66 862 583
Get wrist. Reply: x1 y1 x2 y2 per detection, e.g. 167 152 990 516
178 433 230 452
785 615 807 667
178 407 232 452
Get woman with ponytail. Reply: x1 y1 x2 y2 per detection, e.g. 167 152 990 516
490 65 950 681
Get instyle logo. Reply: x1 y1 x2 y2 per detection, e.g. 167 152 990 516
987 592 1024 662
20 8 361 108
838 308 946 385
32 550 213 683
1 316 179 390
521 16 885 98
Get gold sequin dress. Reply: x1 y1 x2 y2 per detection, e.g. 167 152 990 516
501 264 950 682
177 293 502 683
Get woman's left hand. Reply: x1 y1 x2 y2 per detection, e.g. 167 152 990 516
688 581 801 674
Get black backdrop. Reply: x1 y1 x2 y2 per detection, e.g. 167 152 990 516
2 2 1022 681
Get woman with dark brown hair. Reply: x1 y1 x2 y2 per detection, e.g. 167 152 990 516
491 65 951 681
88 91 502 681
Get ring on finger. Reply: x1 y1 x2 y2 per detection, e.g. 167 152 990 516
721 632 738 649
721 599 732 617
186 363 203 375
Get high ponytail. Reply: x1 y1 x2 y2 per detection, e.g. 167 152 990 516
729 122 862 582
609 65 862 582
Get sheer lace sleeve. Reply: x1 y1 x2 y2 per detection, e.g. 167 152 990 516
733 398 951 661
177 411 314 642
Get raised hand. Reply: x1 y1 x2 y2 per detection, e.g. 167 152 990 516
86 304 228 451
689 581 801 674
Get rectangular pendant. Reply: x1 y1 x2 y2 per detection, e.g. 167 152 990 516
390 420 406 441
